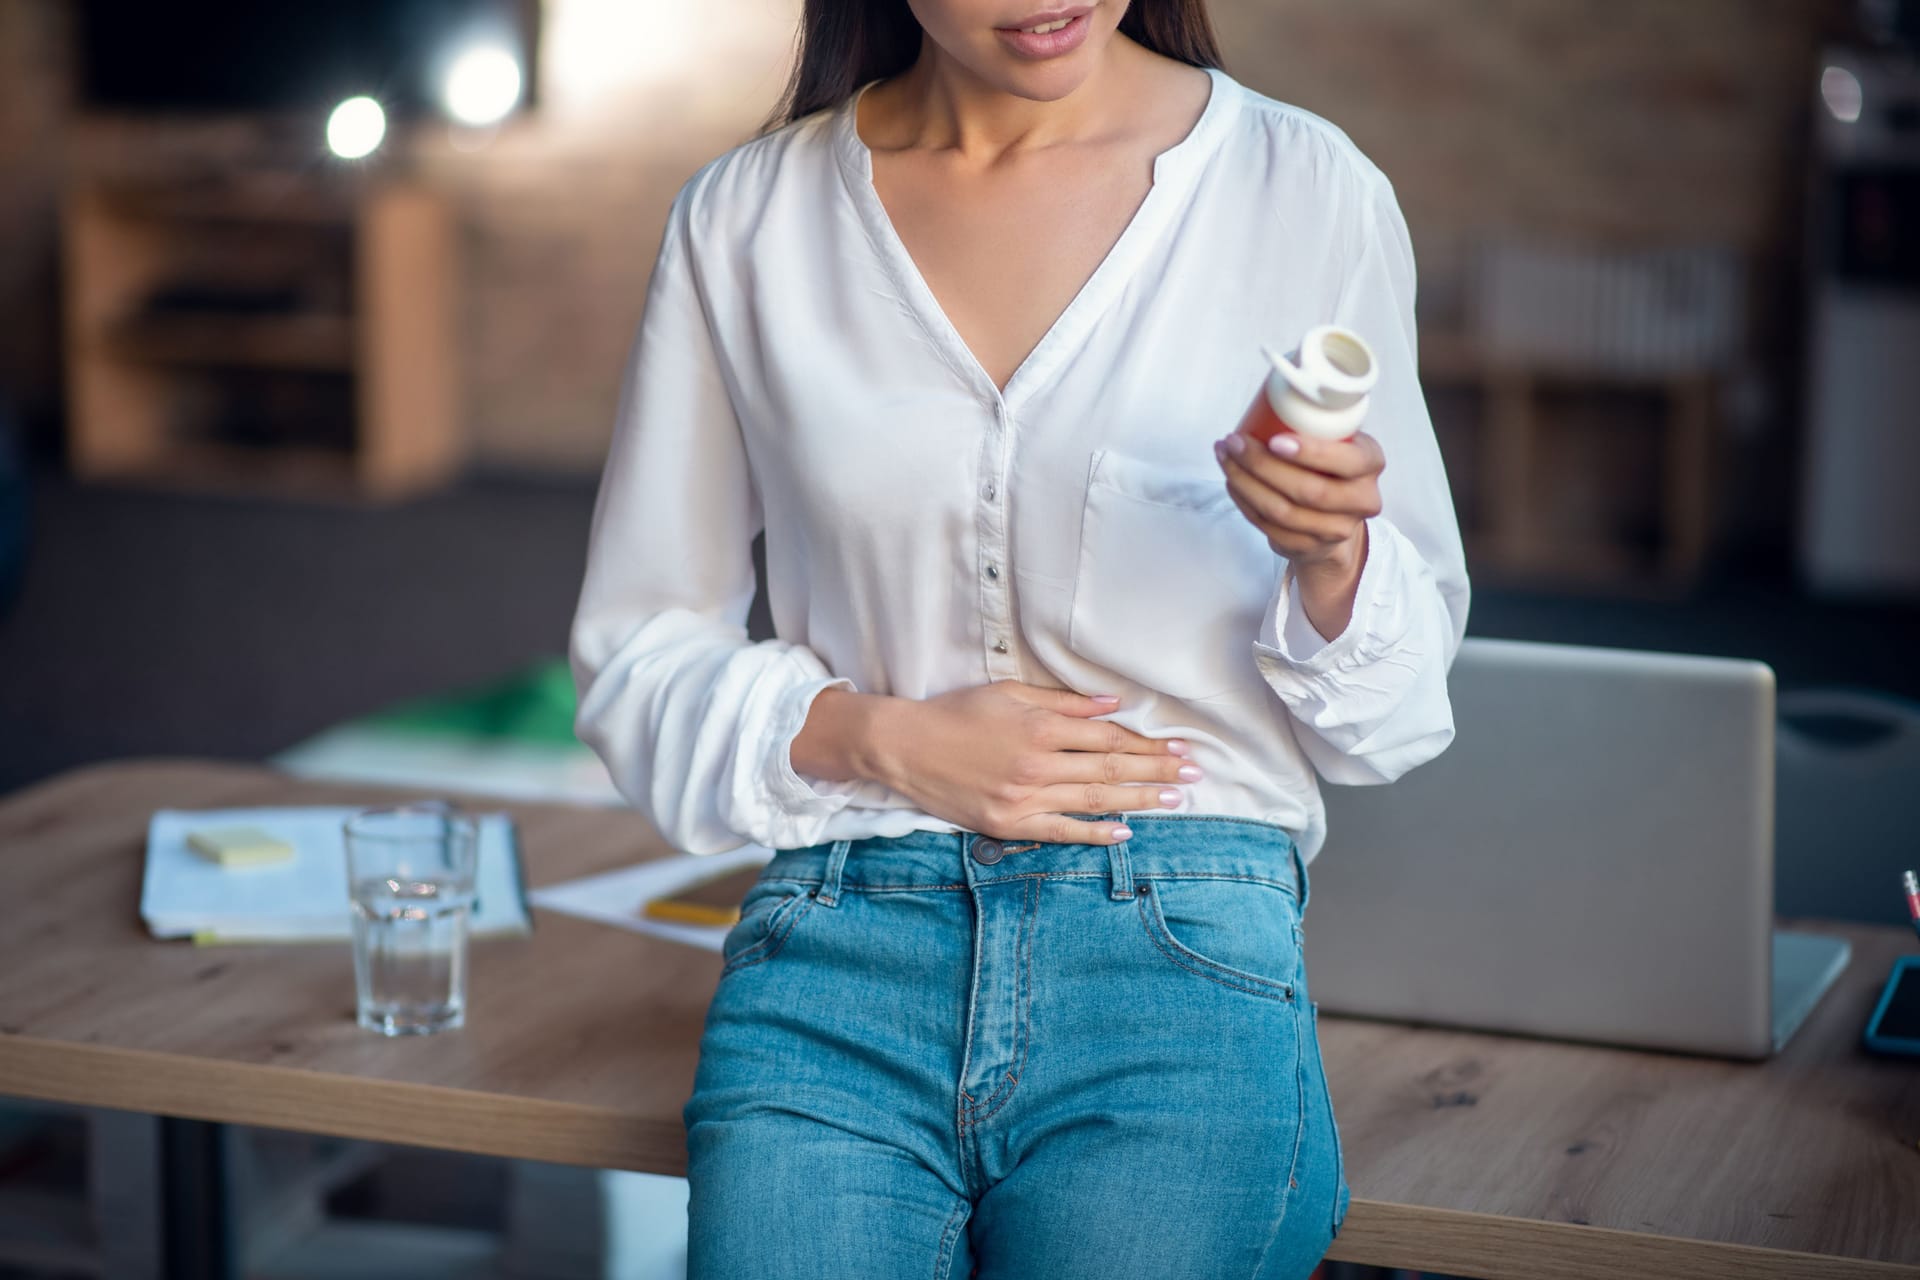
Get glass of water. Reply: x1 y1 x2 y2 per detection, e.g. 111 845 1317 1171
344 803 478 1036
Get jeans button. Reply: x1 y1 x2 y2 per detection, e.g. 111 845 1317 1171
970 836 1005 865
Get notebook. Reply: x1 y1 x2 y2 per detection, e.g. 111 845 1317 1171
142 806 532 943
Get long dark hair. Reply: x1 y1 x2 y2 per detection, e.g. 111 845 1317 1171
755 1 1225 136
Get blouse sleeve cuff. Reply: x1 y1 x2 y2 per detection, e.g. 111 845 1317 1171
761 672 864 815
1255 516 1402 679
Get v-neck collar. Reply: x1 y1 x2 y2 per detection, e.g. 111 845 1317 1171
832 63 1238 413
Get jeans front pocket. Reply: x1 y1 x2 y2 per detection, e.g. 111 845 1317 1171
718 881 816 977
1134 874 1300 1002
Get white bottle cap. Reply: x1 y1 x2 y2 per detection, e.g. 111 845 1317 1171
1261 324 1379 441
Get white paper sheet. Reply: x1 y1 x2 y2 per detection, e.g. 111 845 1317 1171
526 843 776 953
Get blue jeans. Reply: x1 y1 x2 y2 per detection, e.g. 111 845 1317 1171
682 813 1350 1279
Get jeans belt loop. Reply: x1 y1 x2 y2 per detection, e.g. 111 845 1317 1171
817 838 853 908
1104 812 1134 900
1289 836 1310 914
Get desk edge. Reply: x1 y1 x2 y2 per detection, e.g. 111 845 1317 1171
0 1034 688 1177
1328 1200 1920 1280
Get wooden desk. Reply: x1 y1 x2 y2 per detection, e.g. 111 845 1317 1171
1 760 1915 1280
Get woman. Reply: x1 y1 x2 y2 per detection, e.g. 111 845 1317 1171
570 1 1469 1275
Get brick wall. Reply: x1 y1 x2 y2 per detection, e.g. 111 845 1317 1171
1225 0 1839 249
0 0 71 437
410 0 804 469
0 0 1849 475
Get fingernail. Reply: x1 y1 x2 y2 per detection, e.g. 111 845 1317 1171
1111 825 1133 842
1166 739 1190 756
1268 434 1301 457
1177 764 1203 782
1158 789 1182 808
1090 694 1120 705
1212 439 1227 462
1223 434 1247 457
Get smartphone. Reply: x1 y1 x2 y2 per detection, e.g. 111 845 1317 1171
1863 956 1920 1058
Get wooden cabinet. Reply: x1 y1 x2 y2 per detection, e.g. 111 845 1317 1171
62 177 462 501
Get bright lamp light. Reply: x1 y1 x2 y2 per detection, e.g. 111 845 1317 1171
1821 66 1864 125
327 96 387 158
444 46 523 126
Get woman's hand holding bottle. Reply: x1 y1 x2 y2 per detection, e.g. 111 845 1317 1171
1222 324 1387 639
791 682 1196 845
1214 427 1386 640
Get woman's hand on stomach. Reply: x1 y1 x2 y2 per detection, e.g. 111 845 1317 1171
792 682 1197 844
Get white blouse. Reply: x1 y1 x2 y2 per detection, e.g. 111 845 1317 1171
570 64 1471 863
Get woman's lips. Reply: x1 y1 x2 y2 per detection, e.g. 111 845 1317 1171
994 11 1091 59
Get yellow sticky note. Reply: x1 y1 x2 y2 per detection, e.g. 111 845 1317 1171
641 899 741 927
186 826 295 868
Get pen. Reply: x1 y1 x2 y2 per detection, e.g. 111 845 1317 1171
1904 870 1920 943
642 899 741 927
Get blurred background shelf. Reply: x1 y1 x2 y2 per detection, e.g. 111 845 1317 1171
1422 329 1720 593
63 177 463 502
87 178 363 227
105 313 356 372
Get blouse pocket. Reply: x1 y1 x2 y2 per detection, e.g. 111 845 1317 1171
1068 447 1282 702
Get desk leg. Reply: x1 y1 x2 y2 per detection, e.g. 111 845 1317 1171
160 1118 233 1280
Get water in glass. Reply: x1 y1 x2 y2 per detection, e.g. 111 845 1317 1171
351 873 473 1035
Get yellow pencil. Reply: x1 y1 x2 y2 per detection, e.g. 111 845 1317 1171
640 899 741 927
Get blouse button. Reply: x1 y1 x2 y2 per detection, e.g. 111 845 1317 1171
993 639 1009 654
984 483 997 501
985 563 1000 580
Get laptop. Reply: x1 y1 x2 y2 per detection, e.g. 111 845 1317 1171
1305 637 1851 1060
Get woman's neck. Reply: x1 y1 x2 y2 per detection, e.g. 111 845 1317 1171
859 34 1161 168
